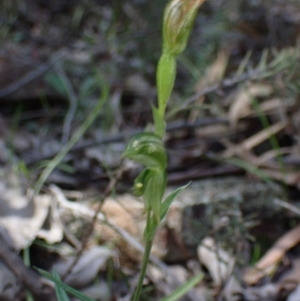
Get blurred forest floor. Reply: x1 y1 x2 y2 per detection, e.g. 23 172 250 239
1 0 300 300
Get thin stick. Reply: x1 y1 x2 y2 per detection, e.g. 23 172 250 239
60 166 125 280
0 235 55 301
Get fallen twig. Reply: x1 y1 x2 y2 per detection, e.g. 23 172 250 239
0 234 56 301
50 165 125 281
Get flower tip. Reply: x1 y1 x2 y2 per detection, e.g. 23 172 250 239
163 0 206 56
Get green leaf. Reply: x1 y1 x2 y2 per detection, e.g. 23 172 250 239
159 273 203 301
36 268 96 301
144 171 166 222
225 158 272 183
45 72 67 96
53 271 70 301
156 53 176 118
160 182 190 220
33 81 109 197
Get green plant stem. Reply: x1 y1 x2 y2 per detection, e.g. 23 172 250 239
131 211 156 301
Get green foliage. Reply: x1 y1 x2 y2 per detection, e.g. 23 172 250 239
37 269 203 301
33 80 109 197
160 182 190 220
45 72 68 97
53 271 71 301
156 53 176 136
37 269 95 301
159 273 204 301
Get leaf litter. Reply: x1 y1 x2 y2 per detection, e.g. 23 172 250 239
1 0 300 300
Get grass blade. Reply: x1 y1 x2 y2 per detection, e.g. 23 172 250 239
36 268 95 301
159 273 203 301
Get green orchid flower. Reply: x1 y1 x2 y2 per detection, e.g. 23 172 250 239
122 132 167 221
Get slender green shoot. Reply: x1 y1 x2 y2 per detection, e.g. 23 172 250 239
122 1 205 300
33 82 109 197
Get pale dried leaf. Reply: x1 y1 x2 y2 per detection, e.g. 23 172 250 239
288 285 300 301
0 179 50 249
195 49 229 92
37 202 64 244
241 283 278 301
228 84 273 129
242 121 286 150
259 98 283 112
243 223 300 285
53 246 115 288
85 144 123 169
78 282 111 301
197 237 235 286
124 73 154 97
195 124 231 137
257 147 292 165
276 257 300 298
223 121 287 158
190 49 229 121
259 169 300 187
167 265 189 283
223 275 242 301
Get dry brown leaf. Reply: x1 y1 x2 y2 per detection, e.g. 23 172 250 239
240 98 286 119
0 171 51 250
243 223 300 285
124 73 154 98
223 121 287 158
197 237 235 286
259 98 284 113
53 246 115 288
228 84 273 129
257 147 293 165
195 49 229 92
279 258 300 284
196 124 230 137
240 283 279 301
287 285 300 301
259 168 300 187
96 195 146 260
221 139 263 167
190 49 229 121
